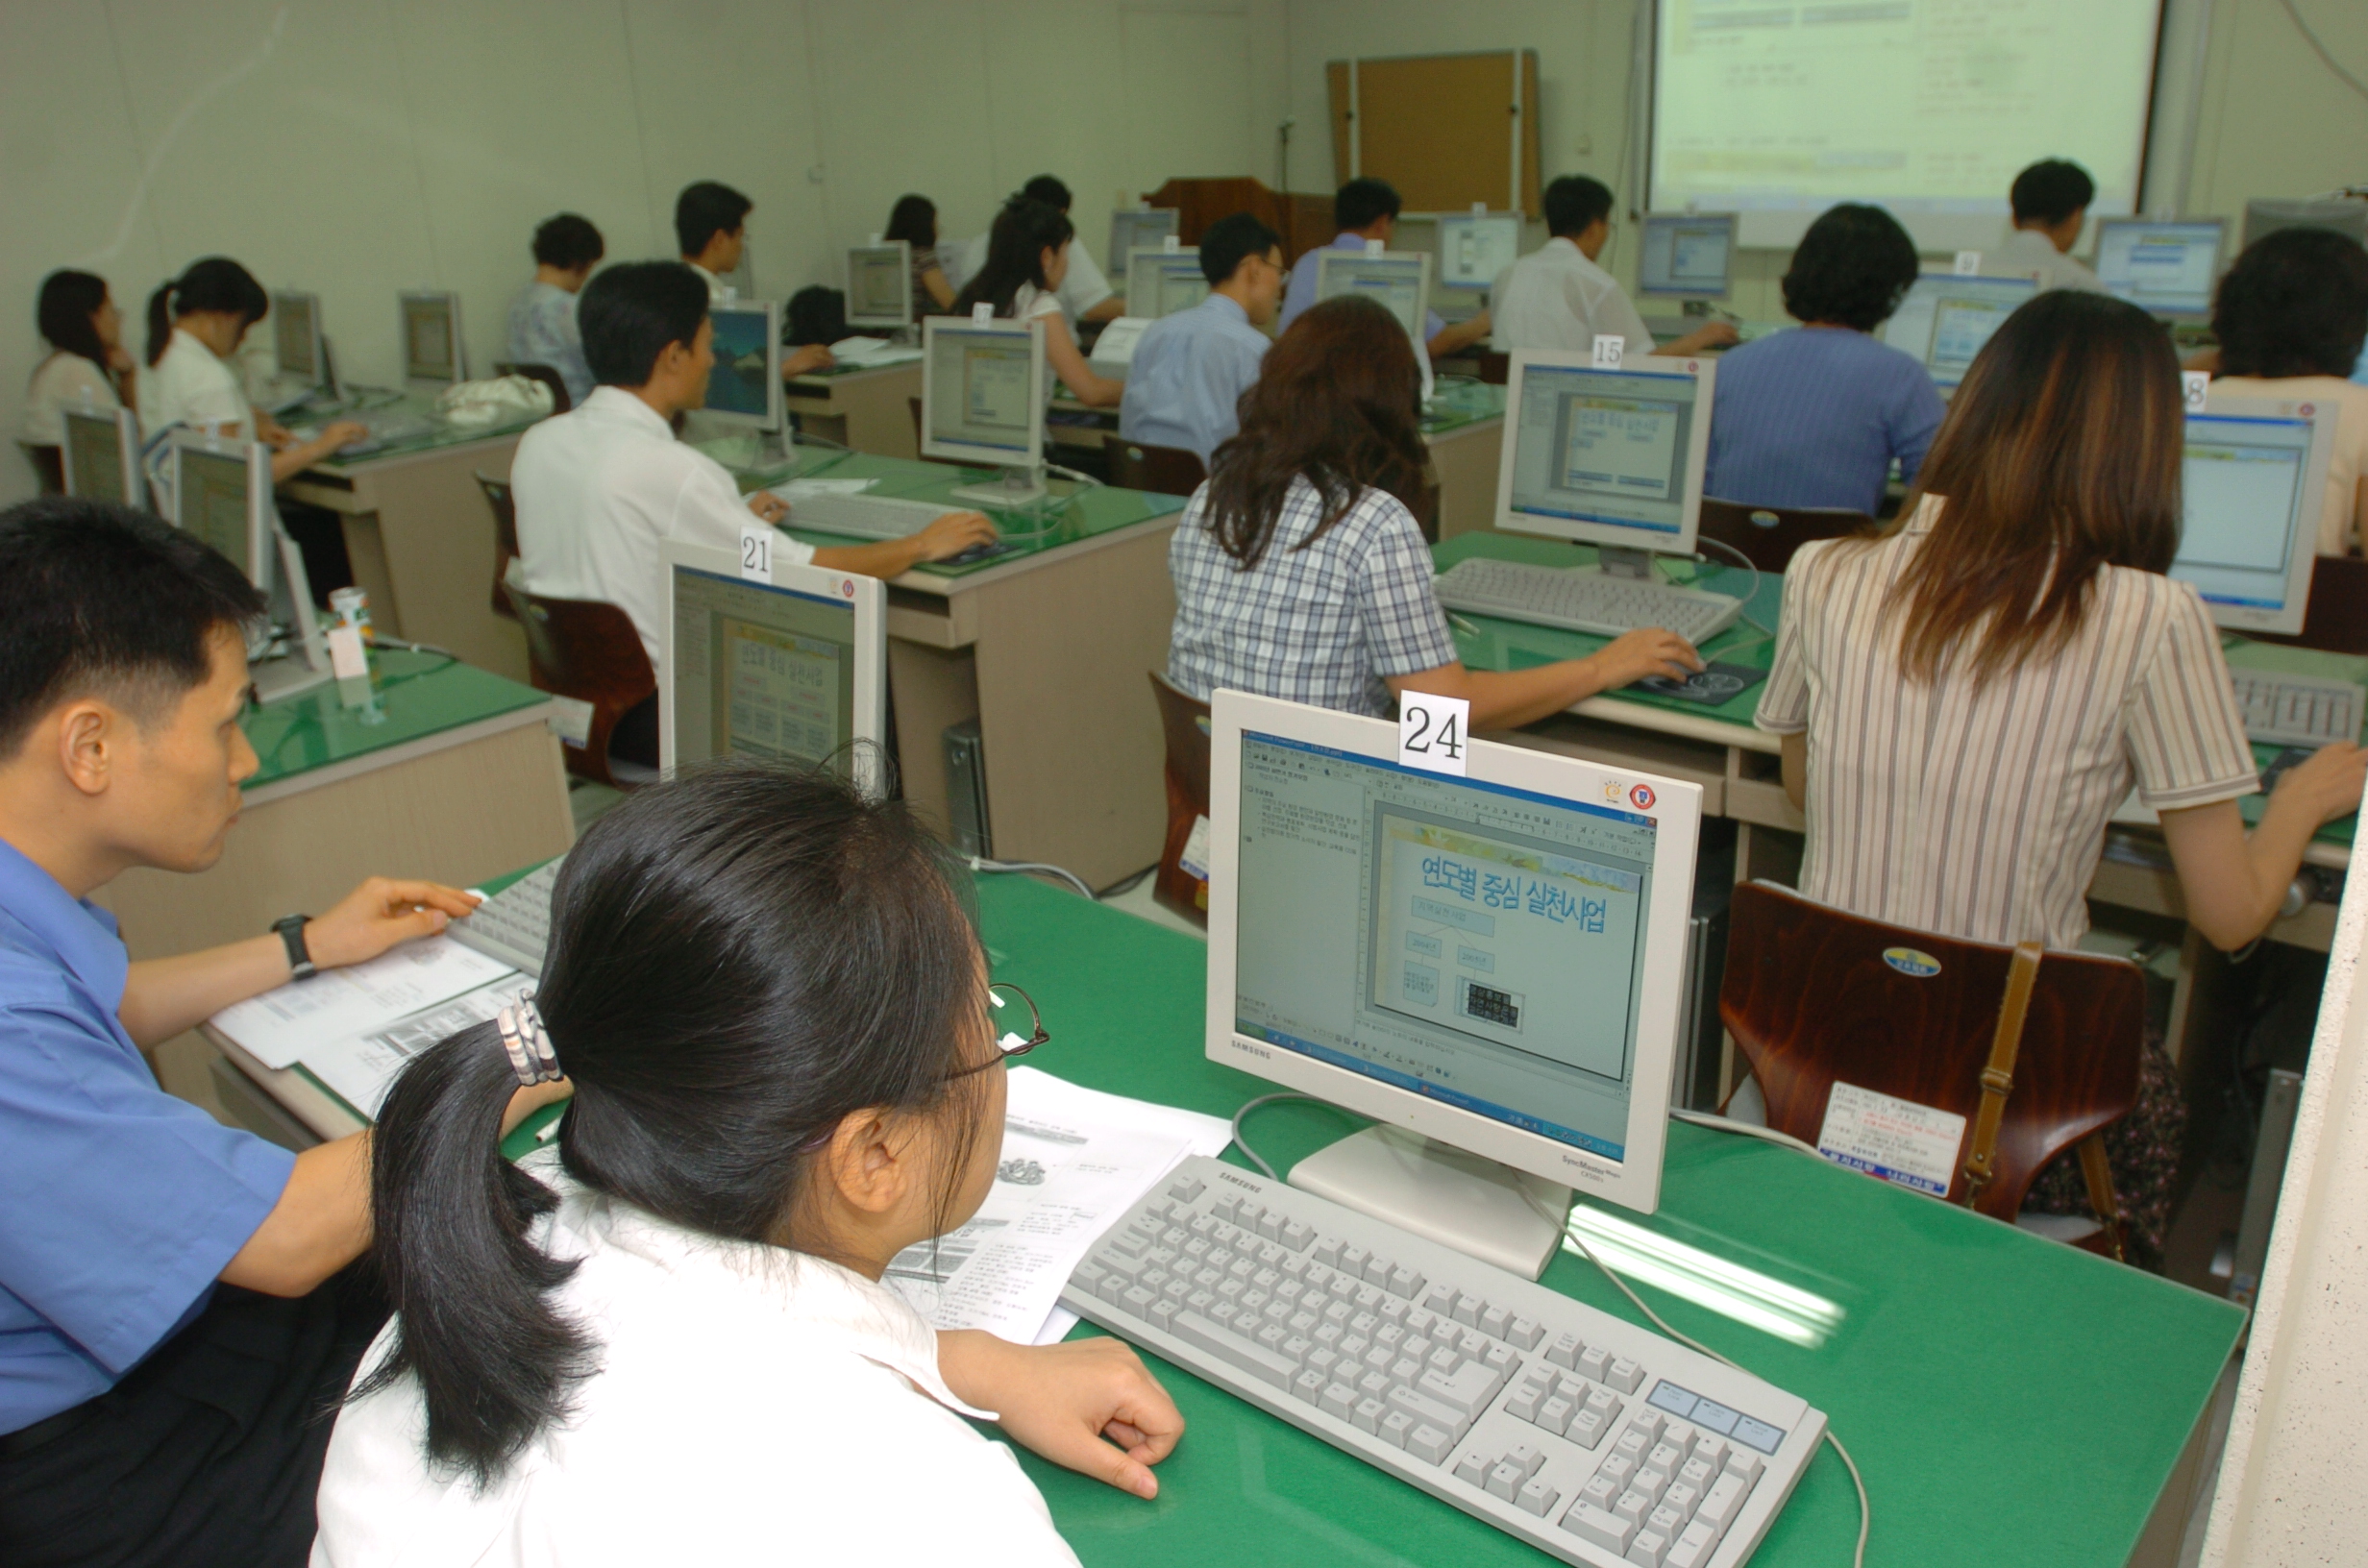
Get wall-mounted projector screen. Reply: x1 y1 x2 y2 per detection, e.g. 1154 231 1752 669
1648 0 2164 254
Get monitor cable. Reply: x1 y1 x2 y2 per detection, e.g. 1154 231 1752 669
964 853 1093 900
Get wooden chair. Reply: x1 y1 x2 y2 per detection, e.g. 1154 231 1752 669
21 443 64 495
1697 498 1875 575
1719 881 2143 1259
502 582 654 790
493 361 572 414
1147 672 1213 928
1108 441 1207 498
1475 350 1512 386
475 472 520 623
2247 554 2368 655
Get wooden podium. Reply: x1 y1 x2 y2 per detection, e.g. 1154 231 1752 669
1141 178 1337 264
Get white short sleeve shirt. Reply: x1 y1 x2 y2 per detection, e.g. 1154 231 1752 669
1488 238 1656 357
141 329 248 443
22 353 120 446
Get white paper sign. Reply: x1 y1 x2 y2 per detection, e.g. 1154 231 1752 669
1471 201 1488 215
971 302 994 323
1814 1081 1967 1197
1177 814 1212 883
546 696 593 748
1952 250 1983 276
737 526 774 584
1591 333 1625 369
2183 370 2211 412
1162 233 1180 253
325 624 369 681
1365 237 1387 257
1399 692 1470 776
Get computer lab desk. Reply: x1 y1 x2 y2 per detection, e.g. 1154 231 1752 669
785 358 925 459
280 396 544 685
1436 529 2362 1081
220 866 2240 1567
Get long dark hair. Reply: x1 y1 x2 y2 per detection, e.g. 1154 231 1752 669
952 198 1072 318
1200 294 1428 568
1879 291 2183 681
884 194 938 251
36 271 115 387
146 257 266 367
357 762 993 1485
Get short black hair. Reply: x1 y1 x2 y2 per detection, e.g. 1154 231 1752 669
2214 227 2368 380
1020 175 1072 211
0 498 264 756
531 213 605 270
1199 212 1282 285
1542 177 1615 239
1335 178 1402 233
675 182 752 257
580 262 709 387
2010 159 2095 227
1782 204 1922 331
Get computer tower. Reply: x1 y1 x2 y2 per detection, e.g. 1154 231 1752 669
943 719 991 859
1672 821 1738 1111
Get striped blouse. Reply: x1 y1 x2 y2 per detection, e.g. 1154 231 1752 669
1755 498 2258 948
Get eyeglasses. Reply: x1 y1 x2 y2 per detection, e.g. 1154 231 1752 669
948 982 1048 1078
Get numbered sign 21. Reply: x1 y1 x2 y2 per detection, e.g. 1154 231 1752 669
1399 692 1471 776
739 526 774 584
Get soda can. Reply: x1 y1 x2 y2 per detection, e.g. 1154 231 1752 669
329 586 374 644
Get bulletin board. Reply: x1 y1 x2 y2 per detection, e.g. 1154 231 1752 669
1326 49 1542 217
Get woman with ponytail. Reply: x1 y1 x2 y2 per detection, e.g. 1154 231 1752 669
141 257 362 506
314 761 1182 1566
951 197 1122 408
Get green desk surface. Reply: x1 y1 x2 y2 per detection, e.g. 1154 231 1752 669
297 390 543 469
242 649 549 790
1438 529 2367 848
1421 378 1506 436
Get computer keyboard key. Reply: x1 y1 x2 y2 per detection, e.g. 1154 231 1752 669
1608 1357 1645 1394
1379 1409 1417 1448
1536 1394 1576 1436
1508 1316 1544 1351
1486 1461 1525 1502
1696 1473 1748 1534
1724 1449 1764 1484
1321 1383 1359 1419
1566 1406 1611 1448
1580 1346 1613 1383
1292 1370 1327 1404
1613 1488 1652 1525
1546 1331 1584 1369
1405 1424 1455 1464
1386 1384 1471 1443
1517 1478 1560 1517
1353 1397 1388 1434
1563 1502 1638 1554
1417 1360 1503 1417
1454 1450 1492 1485
1172 1311 1296 1388
1678 1457 1716 1493
1666 1521 1719 1568
1628 1525 1673 1568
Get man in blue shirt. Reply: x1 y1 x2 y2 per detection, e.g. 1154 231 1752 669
1276 178 1492 361
506 211 604 408
0 501 564 1565
1118 213 1285 468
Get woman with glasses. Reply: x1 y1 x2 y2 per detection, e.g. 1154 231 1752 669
314 761 1177 1566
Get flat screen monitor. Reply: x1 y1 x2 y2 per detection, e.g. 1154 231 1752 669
399 290 466 384
1206 689 1700 1247
1494 352 1715 556
702 300 783 431
1107 208 1179 277
1313 250 1432 343
2094 220 2227 319
1436 213 1523 292
846 242 912 329
61 406 143 509
171 438 272 587
2175 394 2338 637
1125 250 1209 318
272 290 328 387
1639 213 1738 299
1880 274 2039 389
2241 199 2368 251
920 316 1048 469
659 541 888 796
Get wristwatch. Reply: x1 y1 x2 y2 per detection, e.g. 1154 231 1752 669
273 914 317 981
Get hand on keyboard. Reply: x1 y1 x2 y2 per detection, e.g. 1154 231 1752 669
935 1329 1184 1499
747 490 790 525
915 509 999 560
1591 627 1704 690
2267 740 2368 826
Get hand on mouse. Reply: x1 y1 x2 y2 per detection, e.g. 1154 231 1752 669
935 1330 1184 1499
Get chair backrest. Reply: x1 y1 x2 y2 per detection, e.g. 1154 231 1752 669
1718 881 2144 1221
501 582 655 789
1108 441 1208 498
1475 349 1512 386
1147 670 1214 926
21 442 65 496
2250 553 2368 655
1697 497 1875 575
493 362 571 415
475 471 520 622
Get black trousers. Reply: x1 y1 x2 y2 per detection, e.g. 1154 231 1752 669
0 1268 387 1568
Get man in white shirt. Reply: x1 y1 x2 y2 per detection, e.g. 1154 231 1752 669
1990 159 2109 294
514 261 994 766
1491 176 1737 359
1276 179 1492 361
948 175 1125 326
675 182 834 377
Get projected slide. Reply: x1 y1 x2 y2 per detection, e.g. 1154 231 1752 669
1650 0 2162 248
723 618 843 764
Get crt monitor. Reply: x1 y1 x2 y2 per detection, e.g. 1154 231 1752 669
1639 212 1738 299
1880 274 2038 389
1205 689 1700 1274
1435 213 1522 292
1107 208 1179 276
272 290 328 387
2094 219 2227 319
2175 394 2338 638
61 406 144 509
659 541 889 796
703 300 784 431
921 315 1048 503
1125 249 1209 318
399 290 467 384
846 241 912 330
1493 351 1716 562
2241 199 2368 251
1313 250 1432 343
171 437 271 587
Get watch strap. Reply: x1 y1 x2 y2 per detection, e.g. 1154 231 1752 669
273 914 317 981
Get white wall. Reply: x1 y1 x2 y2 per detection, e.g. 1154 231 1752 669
0 0 1286 502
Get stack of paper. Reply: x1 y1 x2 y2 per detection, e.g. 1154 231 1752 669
828 335 925 369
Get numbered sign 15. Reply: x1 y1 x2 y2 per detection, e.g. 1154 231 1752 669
1591 333 1625 370
1399 692 1471 776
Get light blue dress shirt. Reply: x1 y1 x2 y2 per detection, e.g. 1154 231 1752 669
1703 327 1945 516
506 280 595 407
1118 294 1270 465
1277 232 1447 341
0 838 293 1433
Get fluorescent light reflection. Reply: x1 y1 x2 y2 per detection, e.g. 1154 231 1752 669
1564 1205 1845 1350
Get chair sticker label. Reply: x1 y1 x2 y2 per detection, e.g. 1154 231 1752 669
1814 1081 1965 1197
1178 815 1212 883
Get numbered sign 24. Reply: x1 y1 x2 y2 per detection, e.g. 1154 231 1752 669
1399 692 1471 776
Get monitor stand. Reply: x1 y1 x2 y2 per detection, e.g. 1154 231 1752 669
1597 545 1655 581
250 647 332 704
1289 1124 1572 1280
950 463 1048 509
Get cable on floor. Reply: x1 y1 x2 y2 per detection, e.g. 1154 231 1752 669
966 854 1093 899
